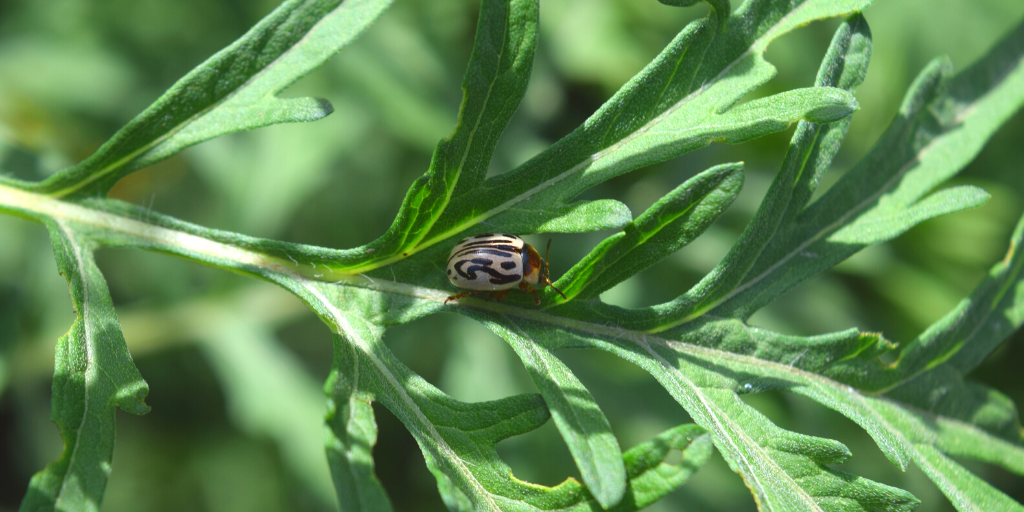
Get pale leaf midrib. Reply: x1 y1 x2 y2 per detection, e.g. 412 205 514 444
398 9 513 253
6 182 958 512
344 340 370 510
4 183 857 510
505 318 610 489
54 222 94 509
304 283 502 511
638 339 821 511
652 126 942 333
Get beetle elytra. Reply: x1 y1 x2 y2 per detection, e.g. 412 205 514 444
444 233 565 305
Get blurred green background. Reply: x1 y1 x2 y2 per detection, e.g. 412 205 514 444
1 0 1023 511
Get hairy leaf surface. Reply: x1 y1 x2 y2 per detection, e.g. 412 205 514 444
2 1 1023 512
3 0 392 198
18 222 149 512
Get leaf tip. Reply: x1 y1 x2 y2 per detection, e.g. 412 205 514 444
280 96 335 123
804 88 859 124
115 381 151 415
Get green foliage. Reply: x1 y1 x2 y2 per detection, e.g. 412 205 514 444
18 222 150 512
553 162 744 303
0 0 1022 511
0 0 393 199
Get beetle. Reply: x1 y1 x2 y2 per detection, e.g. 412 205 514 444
444 233 566 305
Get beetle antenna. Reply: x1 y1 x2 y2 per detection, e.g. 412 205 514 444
542 238 552 282
546 278 567 299
542 238 567 299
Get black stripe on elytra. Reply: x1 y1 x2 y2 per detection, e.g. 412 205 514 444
453 260 521 284
448 246 518 263
483 267 521 284
500 261 517 270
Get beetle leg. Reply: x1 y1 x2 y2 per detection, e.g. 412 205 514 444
519 281 541 305
445 290 486 304
488 289 511 302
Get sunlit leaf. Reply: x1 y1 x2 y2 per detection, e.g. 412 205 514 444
328 0 866 273
552 162 743 303
18 221 149 512
482 316 627 508
3 0 393 198
2 1 1023 512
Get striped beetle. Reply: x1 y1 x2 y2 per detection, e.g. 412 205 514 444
445 233 566 305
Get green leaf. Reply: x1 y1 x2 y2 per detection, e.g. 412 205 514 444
828 185 991 244
494 199 633 234
855 397 1024 512
552 162 743 303
5 0 392 198
886 367 1024 448
930 405 1024 477
19 221 149 512
828 206 1024 395
697 18 1024 321
336 0 539 272
292 289 710 511
5 1 1024 512
481 315 627 509
644 13 873 331
496 315 920 512
327 0 866 273
324 332 394 512
661 317 887 373
613 424 713 511
835 196 1024 509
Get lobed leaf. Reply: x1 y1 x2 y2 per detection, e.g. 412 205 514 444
701 18 1024 322
613 423 713 511
828 202 1024 395
324 331 395 512
506 301 1020 511
12 174 1018 511
674 318 888 374
327 0 866 273
498 315 919 512
4 0 1024 511
5 0 393 199
285 281 712 512
551 163 743 303
641 13 873 332
331 0 539 272
481 315 627 508
856 397 1024 512
19 221 149 512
